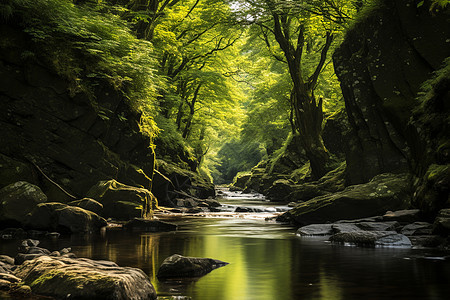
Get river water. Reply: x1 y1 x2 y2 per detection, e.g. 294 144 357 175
1 189 450 299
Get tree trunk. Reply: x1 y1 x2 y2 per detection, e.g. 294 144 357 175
292 85 329 179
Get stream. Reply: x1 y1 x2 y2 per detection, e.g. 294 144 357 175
1 188 450 299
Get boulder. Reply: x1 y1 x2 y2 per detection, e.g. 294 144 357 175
297 224 333 236
27 202 107 233
297 221 400 237
0 181 47 226
265 179 296 202
279 173 411 225
382 209 421 224
232 173 251 190
86 180 156 220
0 273 21 283
152 160 215 206
67 198 103 215
0 279 11 290
401 222 433 236
13 256 156 300
433 208 450 235
123 218 177 232
330 231 412 248
157 254 228 279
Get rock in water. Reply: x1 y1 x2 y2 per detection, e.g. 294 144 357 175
330 231 412 248
13 256 156 300
123 218 177 232
279 173 411 225
157 254 228 278
26 202 107 233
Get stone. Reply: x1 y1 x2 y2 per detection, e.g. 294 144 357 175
0 256 14 266
157 254 228 279
401 222 433 236
15 254 46 265
152 160 215 207
330 231 412 248
0 28 158 204
27 202 107 233
123 218 177 232
235 207 255 213
67 198 103 215
408 236 444 248
0 181 47 226
86 180 156 220
279 173 411 225
432 208 450 235
13 256 157 300
331 223 361 234
0 279 11 291
297 224 333 236
333 0 450 185
233 173 251 189
0 273 21 283
355 221 400 232
383 209 421 224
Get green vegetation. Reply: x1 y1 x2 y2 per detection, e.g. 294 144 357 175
0 0 375 183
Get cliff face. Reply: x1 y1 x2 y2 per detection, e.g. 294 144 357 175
333 0 449 184
0 24 155 201
333 0 449 215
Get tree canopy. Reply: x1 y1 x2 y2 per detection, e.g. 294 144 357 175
1 0 368 183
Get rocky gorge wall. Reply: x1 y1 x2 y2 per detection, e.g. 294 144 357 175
333 0 450 216
0 24 156 202
333 0 449 185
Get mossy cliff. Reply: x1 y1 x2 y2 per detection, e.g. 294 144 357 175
0 23 156 201
332 0 449 217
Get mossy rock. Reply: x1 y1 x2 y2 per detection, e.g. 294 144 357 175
13 256 156 300
67 198 103 215
0 181 47 227
281 173 412 225
27 202 107 233
86 180 156 220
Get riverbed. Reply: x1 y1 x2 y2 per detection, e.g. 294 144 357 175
1 189 450 299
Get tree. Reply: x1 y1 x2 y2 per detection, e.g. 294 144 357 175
231 0 355 179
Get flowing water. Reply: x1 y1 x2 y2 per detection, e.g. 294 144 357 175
1 189 450 300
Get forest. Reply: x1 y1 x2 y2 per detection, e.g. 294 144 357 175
0 0 449 299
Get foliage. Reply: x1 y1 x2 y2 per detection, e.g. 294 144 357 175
1 0 160 139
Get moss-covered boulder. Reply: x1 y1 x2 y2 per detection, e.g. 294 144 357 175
13 256 156 300
157 254 228 279
152 160 214 207
268 162 346 202
432 208 450 236
67 198 103 215
0 181 47 227
279 173 411 225
27 203 107 233
86 180 156 220
232 172 251 190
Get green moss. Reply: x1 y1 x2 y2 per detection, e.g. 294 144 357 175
426 164 450 182
290 195 335 216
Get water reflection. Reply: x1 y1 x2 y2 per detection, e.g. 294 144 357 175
1 214 450 299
